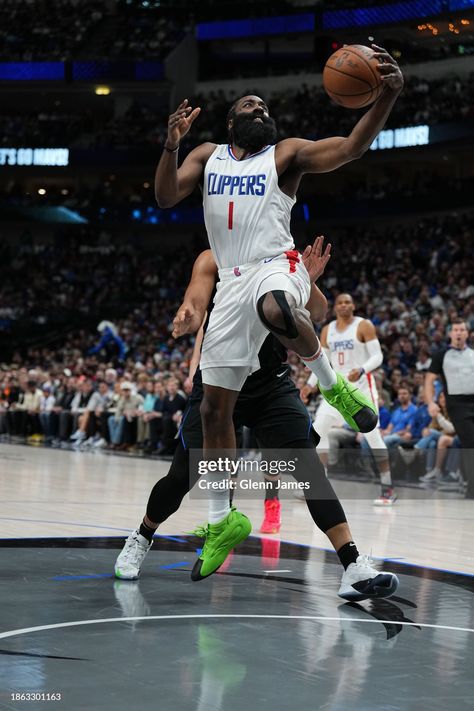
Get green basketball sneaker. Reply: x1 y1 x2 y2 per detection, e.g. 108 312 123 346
319 372 378 433
190 507 252 581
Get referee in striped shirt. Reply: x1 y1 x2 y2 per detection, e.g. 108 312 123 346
425 318 474 499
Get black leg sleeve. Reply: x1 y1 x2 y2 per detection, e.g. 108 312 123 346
146 441 200 525
285 438 348 533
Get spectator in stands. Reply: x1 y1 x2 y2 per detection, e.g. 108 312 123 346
136 379 155 448
158 377 186 456
50 376 77 445
417 398 456 484
39 384 56 443
69 379 107 445
75 381 112 447
146 380 165 455
412 371 427 403
67 378 94 442
1 374 21 408
105 368 118 390
381 386 418 448
108 381 144 450
6 379 42 438
399 339 417 371
90 382 117 449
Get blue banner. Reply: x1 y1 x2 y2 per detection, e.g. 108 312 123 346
449 0 474 9
323 0 443 30
0 62 64 80
196 14 314 40
135 62 164 80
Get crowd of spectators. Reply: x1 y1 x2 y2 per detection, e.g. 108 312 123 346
2 0 469 65
0 109 96 149
0 0 104 61
0 367 190 456
0 0 189 62
0 210 472 469
106 6 190 60
1 74 472 150
0 228 196 362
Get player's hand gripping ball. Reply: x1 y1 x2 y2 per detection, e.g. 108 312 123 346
323 43 403 109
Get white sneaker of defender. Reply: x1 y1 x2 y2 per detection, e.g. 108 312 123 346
115 530 153 580
338 554 399 601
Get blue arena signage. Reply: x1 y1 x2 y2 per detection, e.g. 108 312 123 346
0 62 64 80
196 14 314 40
0 148 69 166
323 1 442 29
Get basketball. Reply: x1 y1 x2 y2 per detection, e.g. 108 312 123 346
323 44 384 109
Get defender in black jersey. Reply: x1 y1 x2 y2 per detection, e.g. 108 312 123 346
114 241 399 601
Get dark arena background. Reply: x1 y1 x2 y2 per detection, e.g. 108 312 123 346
0 1 473 710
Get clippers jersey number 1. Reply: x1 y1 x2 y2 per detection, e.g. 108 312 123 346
228 202 234 230
338 352 344 366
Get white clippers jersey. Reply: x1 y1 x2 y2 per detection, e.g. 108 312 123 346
327 317 369 375
203 144 296 269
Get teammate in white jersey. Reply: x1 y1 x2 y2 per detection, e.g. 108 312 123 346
155 47 403 579
311 293 396 506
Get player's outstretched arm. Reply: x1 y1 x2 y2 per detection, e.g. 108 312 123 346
172 250 218 338
154 99 215 208
292 45 403 174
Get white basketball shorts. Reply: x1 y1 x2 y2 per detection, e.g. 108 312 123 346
201 250 311 389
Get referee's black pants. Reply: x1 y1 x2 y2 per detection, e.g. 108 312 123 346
447 396 474 497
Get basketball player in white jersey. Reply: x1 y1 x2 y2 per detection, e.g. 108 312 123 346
155 46 403 579
311 293 396 506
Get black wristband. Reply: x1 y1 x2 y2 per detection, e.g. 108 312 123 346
164 143 179 153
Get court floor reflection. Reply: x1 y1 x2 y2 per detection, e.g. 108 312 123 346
0 536 472 711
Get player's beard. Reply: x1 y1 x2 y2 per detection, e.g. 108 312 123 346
230 112 277 152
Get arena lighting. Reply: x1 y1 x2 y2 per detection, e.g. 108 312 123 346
0 148 69 166
95 86 111 95
38 188 46 195
370 124 430 150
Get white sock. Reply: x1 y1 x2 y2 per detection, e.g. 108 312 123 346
206 470 231 524
380 469 392 487
302 349 337 390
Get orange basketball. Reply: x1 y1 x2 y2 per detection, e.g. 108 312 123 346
323 44 384 109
